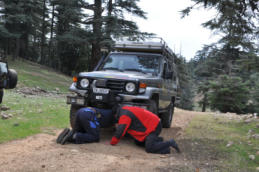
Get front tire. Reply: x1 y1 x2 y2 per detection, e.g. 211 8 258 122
70 105 82 129
148 99 158 115
7 69 18 89
161 102 174 128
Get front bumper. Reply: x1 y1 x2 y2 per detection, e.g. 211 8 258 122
69 83 88 96
67 95 149 110
67 95 85 106
68 81 160 106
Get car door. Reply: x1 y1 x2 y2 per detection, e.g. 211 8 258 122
168 62 178 100
159 60 171 109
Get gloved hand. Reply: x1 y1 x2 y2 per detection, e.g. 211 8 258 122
110 137 119 145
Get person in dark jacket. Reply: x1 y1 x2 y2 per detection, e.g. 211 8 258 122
57 107 113 145
110 106 180 154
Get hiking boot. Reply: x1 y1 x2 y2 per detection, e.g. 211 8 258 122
56 128 70 144
61 130 75 145
170 139 181 153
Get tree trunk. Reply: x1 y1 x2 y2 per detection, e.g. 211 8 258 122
202 93 207 112
40 0 47 64
19 33 28 59
104 0 113 51
90 0 102 71
48 3 55 65
106 0 113 39
13 38 20 60
227 60 233 75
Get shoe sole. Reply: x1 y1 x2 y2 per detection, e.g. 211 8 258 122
170 139 181 153
60 131 74 145
56 128 70 144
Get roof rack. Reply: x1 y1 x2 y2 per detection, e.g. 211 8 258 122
114 37 176 63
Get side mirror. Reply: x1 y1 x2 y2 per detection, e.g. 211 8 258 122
164 71 173 79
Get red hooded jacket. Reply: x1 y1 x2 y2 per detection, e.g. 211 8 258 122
110 106 160 145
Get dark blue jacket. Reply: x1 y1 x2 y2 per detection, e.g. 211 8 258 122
87 107 114 128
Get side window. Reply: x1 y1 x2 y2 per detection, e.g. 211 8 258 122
163 60 175 78
172 63 177 81
167 63 172 73
162 62 168 77
167 62 174 79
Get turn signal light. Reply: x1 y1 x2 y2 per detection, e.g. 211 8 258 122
139 83 147 88
73 76 78 83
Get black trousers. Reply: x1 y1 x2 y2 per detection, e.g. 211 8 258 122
144 122 171 154
74 108 100 144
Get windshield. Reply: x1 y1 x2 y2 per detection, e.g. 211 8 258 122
99 54 161 75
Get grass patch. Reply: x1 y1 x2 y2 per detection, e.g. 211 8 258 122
8 58 72 93
185 114 259 171
0 91 70 143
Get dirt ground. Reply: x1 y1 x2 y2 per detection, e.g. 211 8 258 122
0 109 219 172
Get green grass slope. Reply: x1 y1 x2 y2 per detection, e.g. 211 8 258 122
184 115 259 171
0 59 73 143
8 59 72 92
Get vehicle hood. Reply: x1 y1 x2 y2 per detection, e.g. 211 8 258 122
78 70 157 81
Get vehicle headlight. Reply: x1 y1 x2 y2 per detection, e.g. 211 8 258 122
125 82 136 93
80 78 89 88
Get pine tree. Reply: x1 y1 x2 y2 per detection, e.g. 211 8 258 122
0 0 43 60
189 45 219 112
177 56 194 110
90 0 103 71
39 0 48 64
48 0 55 64
104 0 148 40
54 0 90 74
182 0 258 50
85 0 150 71
1 0 24 59
183 1 258 113
208 75 249 114
249 73 259 114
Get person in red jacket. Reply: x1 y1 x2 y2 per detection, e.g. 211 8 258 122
110 105 180 154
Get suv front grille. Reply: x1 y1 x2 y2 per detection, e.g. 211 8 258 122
106 80 126 93
77 77 137 94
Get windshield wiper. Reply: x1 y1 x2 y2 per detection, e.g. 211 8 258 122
124 68 146 74
102 67 123 72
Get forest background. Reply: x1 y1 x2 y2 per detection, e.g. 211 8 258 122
0 0 258 114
